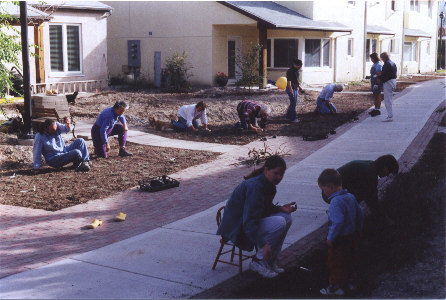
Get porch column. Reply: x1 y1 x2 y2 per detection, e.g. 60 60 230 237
258 22 267 89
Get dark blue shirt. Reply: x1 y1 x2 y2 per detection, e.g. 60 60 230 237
380 59 397 83
216 173 280 251
33 122 71 169
94 107 126 144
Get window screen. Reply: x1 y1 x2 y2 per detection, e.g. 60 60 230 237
67 25 80 71
49 25 63 72
274 39 298 68
305 39 321 67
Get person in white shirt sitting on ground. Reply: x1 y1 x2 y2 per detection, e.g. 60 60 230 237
171 101 211 132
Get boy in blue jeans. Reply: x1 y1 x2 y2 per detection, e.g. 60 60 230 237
318 169 364 296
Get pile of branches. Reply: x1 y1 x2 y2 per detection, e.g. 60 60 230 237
233 140 290 167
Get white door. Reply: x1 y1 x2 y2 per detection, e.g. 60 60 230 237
227 36 242 82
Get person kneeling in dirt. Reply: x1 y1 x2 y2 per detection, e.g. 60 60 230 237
217 155 297 278
326 155 399 227
171 101 211 132
235 100 271 133
33 118 90 172
316 84 343 114
318 169 363 296
91 101 133 158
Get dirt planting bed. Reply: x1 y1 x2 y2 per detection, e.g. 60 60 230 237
0 138 218 211
63 88 372 145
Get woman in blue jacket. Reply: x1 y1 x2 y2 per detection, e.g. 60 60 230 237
217 155 297 278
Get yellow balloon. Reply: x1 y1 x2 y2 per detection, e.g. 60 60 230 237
276 77 287 90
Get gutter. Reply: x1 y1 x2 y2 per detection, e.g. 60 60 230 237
401 1 406 76
363 1 368 79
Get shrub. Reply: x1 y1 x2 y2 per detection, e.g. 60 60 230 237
235 44 263 93
165 51 193 92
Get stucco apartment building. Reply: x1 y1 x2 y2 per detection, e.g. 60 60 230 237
105 1 439 87
4 1 112 93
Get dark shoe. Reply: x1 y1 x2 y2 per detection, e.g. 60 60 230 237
119 148 133 157
76 162 91 172
370 109 381 117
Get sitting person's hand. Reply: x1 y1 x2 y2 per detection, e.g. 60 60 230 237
280 202 297 214
106 143 111 152
205 128 211 132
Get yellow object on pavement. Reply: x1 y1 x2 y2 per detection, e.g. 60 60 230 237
276 77 287 90
115 212 127 222
87 219 103 229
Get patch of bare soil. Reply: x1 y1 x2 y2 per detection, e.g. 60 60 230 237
66 88 372 145
0 138 218 211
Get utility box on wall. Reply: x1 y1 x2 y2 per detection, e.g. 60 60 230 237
128 40 141 67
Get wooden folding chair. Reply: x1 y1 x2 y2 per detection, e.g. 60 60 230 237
212 206 254 274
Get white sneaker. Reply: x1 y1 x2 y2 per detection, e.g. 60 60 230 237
291 119 300 123
382 116 393 122
250 259 278 278
271 263 285 273
320 284 345 296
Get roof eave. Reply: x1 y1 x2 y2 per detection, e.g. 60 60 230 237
276 24 352 33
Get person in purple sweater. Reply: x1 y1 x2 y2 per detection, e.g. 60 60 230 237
318 168 364 296
91 101 133 158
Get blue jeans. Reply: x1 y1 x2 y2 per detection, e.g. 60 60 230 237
286 87 298 121
316 97 337 114
255 212 292 264
46 138 89 169
172 117 198 131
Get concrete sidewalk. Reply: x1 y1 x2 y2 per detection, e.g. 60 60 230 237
0 79 444 299
74 121 239 153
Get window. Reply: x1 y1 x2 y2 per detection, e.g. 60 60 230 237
267 39 271 67
366 38 377 60
347 38 353 56
348 1 356 6
274 39 299 68
304 39 330 67
410 0 419 12
391 0 396 10
49 24 81 73
426 41 431 55
403 41 418 61
389 39 398 54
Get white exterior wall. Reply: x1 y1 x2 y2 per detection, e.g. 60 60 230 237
43 9 109 84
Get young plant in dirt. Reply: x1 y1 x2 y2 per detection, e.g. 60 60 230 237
235 44 263 93
165 51 193 92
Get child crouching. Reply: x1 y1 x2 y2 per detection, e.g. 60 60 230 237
318 169 364 296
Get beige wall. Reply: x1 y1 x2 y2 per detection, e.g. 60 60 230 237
42 9 109 85
105 1 256 86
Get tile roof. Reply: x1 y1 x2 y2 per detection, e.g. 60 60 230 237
367 25 395 35
29 1 112 12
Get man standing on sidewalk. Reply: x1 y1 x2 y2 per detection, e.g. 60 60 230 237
379 52 397 122
285 59 304 123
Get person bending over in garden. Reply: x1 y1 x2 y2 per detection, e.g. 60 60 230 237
33 118 90 172
235 100 271 133
368 53 383 117
318 168 363 296
171 101 211 132
323 155 398 227
217 155 297 278
316 83 343 114
285 58 304 123
91 101 132 158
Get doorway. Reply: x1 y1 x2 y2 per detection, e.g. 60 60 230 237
228 36 241 82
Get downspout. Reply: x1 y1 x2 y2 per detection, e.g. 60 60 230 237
435 0 440 71
401 1 406 76
363 1 368 79
332 37 337 83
